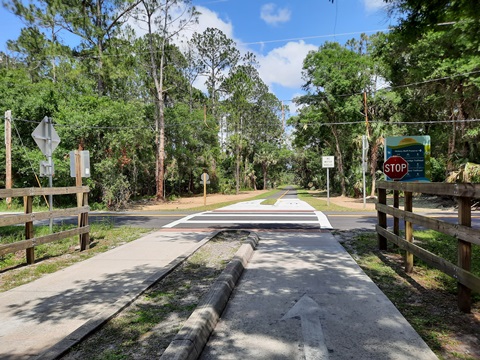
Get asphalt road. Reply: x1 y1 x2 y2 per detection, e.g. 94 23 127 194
32 187 480 231
88 207 477 233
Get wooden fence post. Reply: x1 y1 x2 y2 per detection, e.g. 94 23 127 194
377 187 387 250
457 196 472 313
80 190 90 250
24 195 35 264
393 190 399 236
75 151 83 250
404 191 413 273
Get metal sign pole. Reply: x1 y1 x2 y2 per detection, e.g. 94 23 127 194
47 117 53 232
327 168 330 206
203 173 207 206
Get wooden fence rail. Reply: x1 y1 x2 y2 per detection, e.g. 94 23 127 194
376 181 480 313
0 186 89 265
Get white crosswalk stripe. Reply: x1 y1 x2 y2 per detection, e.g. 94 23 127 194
164 199 333 229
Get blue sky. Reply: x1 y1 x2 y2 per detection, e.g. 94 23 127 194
188 0 395 114
0 0 396 114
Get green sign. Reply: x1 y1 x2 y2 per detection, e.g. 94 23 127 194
385 136 431 182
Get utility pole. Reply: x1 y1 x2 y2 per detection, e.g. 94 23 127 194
5 110 11 207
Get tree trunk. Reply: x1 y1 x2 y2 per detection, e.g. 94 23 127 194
96 0 104 94
144 2 168 201
263 164 267 190
235 143 240 194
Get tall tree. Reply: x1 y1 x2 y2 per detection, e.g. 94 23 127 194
375 3 480 172
297 42 371 196
133 0 197 200
5 0 143 93
191 28 240 145
222 62 275 193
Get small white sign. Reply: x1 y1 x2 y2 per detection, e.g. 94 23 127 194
322 156 334 168
70 150 91 178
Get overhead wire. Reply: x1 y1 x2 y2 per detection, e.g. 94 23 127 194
6 113 480 133
11 117 50 205
280 69 480 103
9 116 213 130
291 118 480 127
2 27 392 61
2 66 479 130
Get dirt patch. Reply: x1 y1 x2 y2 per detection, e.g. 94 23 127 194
129 189 458 212
324 194 457 212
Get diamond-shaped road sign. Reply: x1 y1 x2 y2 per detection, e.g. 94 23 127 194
31 117 60 156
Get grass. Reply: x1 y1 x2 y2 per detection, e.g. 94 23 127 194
260 198 277 205
341 230 480 359
0 221 151 292
297 189 353 211
179 188 281 211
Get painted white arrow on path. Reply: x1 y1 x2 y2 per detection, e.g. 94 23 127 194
282 295 329 360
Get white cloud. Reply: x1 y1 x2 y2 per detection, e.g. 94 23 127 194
363 0 387 13
126 3 313 101
260 3 291 25
257 41 317 89
187 6 234 40
126 5 235 45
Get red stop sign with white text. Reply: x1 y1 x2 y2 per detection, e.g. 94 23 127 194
383 155 409 180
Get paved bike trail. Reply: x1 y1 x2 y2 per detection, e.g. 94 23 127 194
199 231 438 360
0 231 212 360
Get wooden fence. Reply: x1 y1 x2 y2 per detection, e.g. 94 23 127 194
0 186 89 265
376 181 480 313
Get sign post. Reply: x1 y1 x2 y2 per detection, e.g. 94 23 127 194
32 117 60 231
70 150 91 250
322 156 334 206
362 135 369 209
201 173 210 206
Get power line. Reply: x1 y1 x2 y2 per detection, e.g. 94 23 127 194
240 29 390 46
3 26 392 61
11 117 49 199
292 118 480 128
5 113 479 133
281 69 480 103
8 116 216 130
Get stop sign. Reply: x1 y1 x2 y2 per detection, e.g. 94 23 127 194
383 155 409 180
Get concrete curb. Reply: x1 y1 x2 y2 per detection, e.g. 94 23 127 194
38 232 215 360
160 232 260 360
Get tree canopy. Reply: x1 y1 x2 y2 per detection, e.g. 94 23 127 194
1 0 479 208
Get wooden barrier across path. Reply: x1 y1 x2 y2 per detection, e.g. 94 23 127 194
376 181 480 313
0 186 89 265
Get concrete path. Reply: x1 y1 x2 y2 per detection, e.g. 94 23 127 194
200 232 439 360
0 231 212 360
